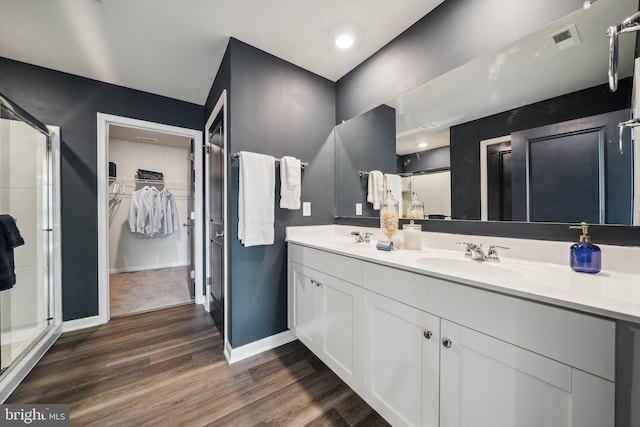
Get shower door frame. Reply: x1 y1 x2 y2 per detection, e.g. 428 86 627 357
0 124 62 403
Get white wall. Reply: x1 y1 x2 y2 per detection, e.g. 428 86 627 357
108 138 189 273
411 171 451 218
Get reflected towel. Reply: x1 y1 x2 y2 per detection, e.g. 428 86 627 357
384 173 403 217
238 151 275 246
280 156 301 210
367 170 383 210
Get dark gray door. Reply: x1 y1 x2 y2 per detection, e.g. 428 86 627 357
208 115 225 337
511 109 633 224
487 142 512 221
187 139 196 299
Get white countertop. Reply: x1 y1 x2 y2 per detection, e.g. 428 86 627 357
286 225 640 323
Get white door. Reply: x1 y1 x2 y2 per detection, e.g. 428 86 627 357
439 319 614 427
289 262 316 350
362 290 440 427
314 270 362 392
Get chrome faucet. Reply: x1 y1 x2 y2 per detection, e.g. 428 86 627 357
351 231 372 243
457 242 509 261
485 245 510 262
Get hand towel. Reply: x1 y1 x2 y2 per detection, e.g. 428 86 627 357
384 173 403 217
238 151 275 246
367 170 383 210
280 156 301 210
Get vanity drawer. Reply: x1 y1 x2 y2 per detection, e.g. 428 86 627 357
363 262 615 381
289 244 362 285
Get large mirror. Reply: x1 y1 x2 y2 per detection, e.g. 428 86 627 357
334 0 638 225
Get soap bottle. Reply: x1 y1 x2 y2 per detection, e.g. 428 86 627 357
569 222 601 274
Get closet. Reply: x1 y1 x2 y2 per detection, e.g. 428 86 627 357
108 125 194 317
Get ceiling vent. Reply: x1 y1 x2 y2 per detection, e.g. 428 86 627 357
549 24 582 50
136 136 158 143
418 121 439 131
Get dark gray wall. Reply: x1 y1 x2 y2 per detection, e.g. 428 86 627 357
450 79 633 220
335 104 396 217
398 146 450 174
335 0 584 123
0 57 204 321
205 39 336 348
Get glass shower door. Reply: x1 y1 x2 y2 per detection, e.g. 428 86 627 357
0 104 53 373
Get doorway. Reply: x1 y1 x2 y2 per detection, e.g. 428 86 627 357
97 114 204 326
486 142 512 221
107 125 194 317
204 91 228 351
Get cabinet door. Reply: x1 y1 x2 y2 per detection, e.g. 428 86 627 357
289 262 317 351
362 290 440 427
440 319 614 427
314 270 362 392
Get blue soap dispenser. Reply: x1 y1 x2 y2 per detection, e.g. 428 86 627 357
569 222 601 274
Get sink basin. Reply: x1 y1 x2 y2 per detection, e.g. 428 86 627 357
414 255 553 280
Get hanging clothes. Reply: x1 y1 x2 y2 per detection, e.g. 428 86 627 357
0 214 25 291
157 188 180 237
128 186 179 238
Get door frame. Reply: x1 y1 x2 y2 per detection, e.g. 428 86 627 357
204 90 229 355
480 135 511 221
96 113 204 325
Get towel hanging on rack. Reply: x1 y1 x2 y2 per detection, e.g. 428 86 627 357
0 214 25 291
238 151 275 246
280 156 301 210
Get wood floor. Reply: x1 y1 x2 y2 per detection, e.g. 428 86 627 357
7 304 389 427
110 266 192 317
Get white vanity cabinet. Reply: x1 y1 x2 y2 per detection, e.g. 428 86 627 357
439 319 614 427
362 289 440 427
287 243 617 427
288 245 363 392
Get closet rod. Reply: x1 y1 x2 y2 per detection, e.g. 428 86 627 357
109 177 188 186
231 152 308 169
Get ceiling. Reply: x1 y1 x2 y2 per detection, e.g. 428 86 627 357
0 0 445 105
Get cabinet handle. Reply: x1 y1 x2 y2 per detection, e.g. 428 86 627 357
442 338 452 348
423 330 433 340
310 279 321 287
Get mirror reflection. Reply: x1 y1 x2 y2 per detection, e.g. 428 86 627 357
334 0 638 225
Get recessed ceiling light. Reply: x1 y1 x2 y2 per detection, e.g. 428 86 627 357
419 142 428 148
335 34 354 50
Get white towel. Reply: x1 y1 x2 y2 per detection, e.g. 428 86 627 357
367 170 384 210
384 173 403 217
238 151 275 246
280 156 301 210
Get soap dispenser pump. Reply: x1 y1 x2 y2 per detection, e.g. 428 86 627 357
569 222 601 274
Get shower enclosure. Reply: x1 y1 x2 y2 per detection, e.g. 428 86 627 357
0 93 61 402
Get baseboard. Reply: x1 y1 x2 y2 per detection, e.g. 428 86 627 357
225 330 296 364
62 315 102 333
109 262 189 274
